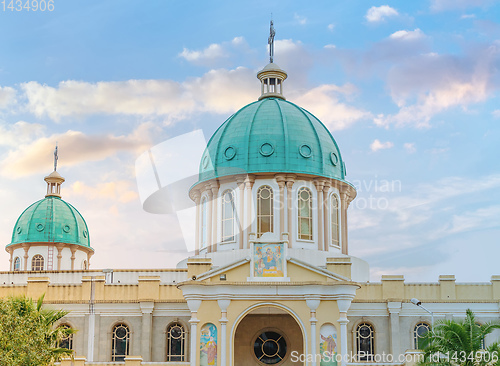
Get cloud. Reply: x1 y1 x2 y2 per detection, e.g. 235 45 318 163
370 139 394 151
294 13 307 25
461 14 476 19
327 23 335 31
431 0 494 12
21 67 258 122
292 84 371 130
178 37 249 67
404 142 416 153
179 43 227 63
375 43 500 127
0 86 16 109
69 180 139 203
0 121 45 147
324 44 336 49
365 5 399 23
492 110 500 118
389 29 424 41
0 123 155 177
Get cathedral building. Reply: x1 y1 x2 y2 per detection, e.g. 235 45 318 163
1 27 500 366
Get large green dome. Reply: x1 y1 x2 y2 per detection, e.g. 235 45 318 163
8 196 91 248
198 97 346 183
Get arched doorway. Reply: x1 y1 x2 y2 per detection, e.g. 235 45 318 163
233 305 304 366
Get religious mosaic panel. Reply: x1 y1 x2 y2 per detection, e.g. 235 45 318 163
253 242 285 278
200 323 217 366
320 323 338 366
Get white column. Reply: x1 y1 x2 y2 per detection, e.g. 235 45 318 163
87 313 95 361
218 299 231 366
388 302 402 358
306 298 321 366
187 299 202 366
337 299 353 366
140 301 154 361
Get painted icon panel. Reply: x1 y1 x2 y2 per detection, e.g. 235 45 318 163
253 242 284 277
200 323 217 366
320 323 338 366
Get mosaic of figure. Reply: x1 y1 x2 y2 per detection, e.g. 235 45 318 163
254 243 284 277
200 323 217 366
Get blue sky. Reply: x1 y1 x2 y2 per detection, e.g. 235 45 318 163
0 0 499 281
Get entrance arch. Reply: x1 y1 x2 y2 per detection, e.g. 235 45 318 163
231 303 306 366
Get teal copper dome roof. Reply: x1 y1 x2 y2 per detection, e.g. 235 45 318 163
8 196 91 249
197 97 346 184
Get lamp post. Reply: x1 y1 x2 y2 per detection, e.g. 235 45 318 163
411 298 434 327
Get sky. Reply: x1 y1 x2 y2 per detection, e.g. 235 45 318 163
0 0 499 282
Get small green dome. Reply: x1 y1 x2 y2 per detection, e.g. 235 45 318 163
8 196 91 248
198 98 346 183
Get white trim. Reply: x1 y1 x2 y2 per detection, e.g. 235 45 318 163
229 302 309 366
329 192 341 249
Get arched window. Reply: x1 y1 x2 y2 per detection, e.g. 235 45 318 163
57 324 74 350
13 257 21 271
112 323 130 362
201 197 207 248
413 322 430 349
31 255 44 271
331 194 340 247
298 187 313 240
221 190 235 242
356 323 374 361
167 322 186 362
257 186 274 238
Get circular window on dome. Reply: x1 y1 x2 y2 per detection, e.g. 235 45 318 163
16 227 22 234
299 144 312 158
260 143 275 157
224 146 236 160
36 223 45 232
63 225 71 233
330 152 339 166
254 331 287 364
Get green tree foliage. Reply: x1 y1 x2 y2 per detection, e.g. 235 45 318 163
419 309 500 366
0 294 75 366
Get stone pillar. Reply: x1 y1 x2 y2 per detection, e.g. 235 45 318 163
313 179 325 252
337 299 353 366
7 247 13 271
307 298 321 366
187 299 202 366
323 181 331 251
70 247 77 270
22 244 29 270
244 175 255 248
285 175 296 248
218 299 231 366
140 301 154 361
236 176 246 250
275 175 286 240
210 183 219 252
56 244 65 270
339 190 349 255
192 191 201 256
388 301 402 358
206 187 213 253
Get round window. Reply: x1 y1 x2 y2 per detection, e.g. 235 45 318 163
259 143 275 157
254 331 287 364
224 146 237 160
299 144 312 158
